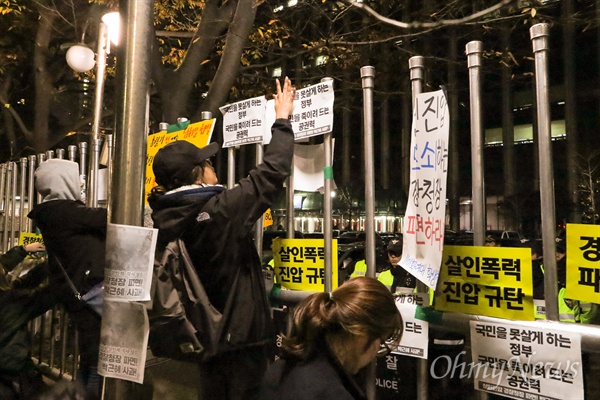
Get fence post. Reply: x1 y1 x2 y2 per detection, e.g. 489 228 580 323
530 23 559 321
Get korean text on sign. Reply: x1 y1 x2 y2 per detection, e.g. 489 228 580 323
565 223 600 304
400 89 450 290
272 238 338 291
435 245 534 321
470 321 583 400
288 80 334 140
220 96 267 148
145 119 215 204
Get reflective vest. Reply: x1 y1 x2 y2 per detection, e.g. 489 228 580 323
350 260 367 278
558 288 576 322
377 269 435 305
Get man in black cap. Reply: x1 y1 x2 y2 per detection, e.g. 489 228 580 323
148 77 295 400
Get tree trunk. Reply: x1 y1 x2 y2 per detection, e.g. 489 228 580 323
33 7 58 151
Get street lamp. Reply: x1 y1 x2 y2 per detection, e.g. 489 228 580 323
66 12 120 207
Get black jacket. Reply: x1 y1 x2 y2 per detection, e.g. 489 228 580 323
28 200 107 300
259 350 367 400
149 118 294 355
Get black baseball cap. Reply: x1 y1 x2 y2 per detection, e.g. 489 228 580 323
153 141 220 187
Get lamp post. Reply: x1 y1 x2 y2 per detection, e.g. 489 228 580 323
65 12 120 207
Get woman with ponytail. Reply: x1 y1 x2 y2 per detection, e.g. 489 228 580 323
259 277 402 400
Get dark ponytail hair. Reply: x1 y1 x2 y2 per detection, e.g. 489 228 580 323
281 277 402 360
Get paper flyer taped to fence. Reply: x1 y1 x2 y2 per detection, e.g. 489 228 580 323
220 96 267 148
104 223 157 302
392 292 429 359
470 320 583 400
99 301 149 384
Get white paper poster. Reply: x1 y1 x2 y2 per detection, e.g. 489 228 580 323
104 223 157 302
99 301 149 384
400 89 450 289
292 141 336 192
470 321 584 400
392 292 429 359
220 96 267 148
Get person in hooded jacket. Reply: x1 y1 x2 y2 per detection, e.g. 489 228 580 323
148 77 296 400
28 159 107 399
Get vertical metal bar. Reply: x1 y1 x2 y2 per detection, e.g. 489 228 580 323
68 145 77 162
0 164 6 249
60 307 68 376
409 55 429 400
359 68 377 400
227 148 236 189
37 154 46 205
27 156 36 232
254 144 265 255
56 148 66 159
105 134 114 207
105 2 153 397
360 66 376 279
46 150 55 159
530 23 559 321
78 142 88 204
19 158 27 236
466 41 486 247
0 163 6 213
2 163 12 251
9 164 17 254
89 22 109 208
111 0 151 226
409 56 424 109
286 166 295 237
321 77 334 293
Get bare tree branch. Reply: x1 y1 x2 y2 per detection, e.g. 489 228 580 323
342 0 517 30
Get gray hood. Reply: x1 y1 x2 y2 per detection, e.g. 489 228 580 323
34 159 81 202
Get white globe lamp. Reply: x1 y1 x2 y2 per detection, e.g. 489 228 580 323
66 44 96 72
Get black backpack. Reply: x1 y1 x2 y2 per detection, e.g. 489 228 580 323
147 238 234 362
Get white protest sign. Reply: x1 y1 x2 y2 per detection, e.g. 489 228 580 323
105 223 157 302
470 321 584 400
273 80 334 140
220 96 267 148
400 89 449 289
99 301 149 384
392 292 429 359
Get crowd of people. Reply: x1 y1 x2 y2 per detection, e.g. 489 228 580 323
0 74 598 400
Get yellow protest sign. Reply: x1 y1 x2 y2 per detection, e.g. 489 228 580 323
263 208 273 228
19 232 44 246
565 223 600 304
145 119 216 203
435 245 534 321
272 238 338 291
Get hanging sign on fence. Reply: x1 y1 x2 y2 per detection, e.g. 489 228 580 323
565 223 600 304
145 119 215 204
272 238 338 291
435 245 534 320
400 89 450 290
220 95 267 148
470 320 583 400
392 292 429 359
